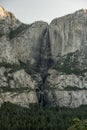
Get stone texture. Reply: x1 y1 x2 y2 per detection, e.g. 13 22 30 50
0 68 39 107
0 6 20 36
47 90 87 108
0 67 8 87
46 69 87 107
0 6 48 65
0 91 38 107
0 7 48 107
47 69 87 90
10 21 48 66
0 36 19 64
0 7 87 108
12 70 37 89
46 9 87 108
49 9 87 61
0 66 38 104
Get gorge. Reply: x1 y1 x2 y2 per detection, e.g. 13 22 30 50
0 6 87 108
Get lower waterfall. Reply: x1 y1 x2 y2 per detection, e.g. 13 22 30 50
37 27 52 106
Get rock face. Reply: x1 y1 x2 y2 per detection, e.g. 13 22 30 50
46 9 87 108
0 67 38 107
46 69 87 108
49 9 87 59
0 7 87 108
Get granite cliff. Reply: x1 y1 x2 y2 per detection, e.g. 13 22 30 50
0 6 87 108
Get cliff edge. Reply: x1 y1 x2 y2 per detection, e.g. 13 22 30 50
0 7 87 108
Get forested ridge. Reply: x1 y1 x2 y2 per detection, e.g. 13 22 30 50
0 102 87 130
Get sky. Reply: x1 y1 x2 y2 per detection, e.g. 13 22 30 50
0 0 87 24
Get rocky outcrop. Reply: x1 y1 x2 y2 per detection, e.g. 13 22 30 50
0 7 87 108
0 67 38 107
47 69 87 90
49 9 87 59
46 69 87 107
0 91 38 108
46 9 87 108
0 6 48 107
10 21 48 66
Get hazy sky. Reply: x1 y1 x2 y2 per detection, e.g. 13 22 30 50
0 0 87 24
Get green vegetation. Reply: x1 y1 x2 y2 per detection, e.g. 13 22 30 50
9 23 29 39
19 61 35 75
0 62 21 72
54 51 86 75
68 120 87 130
0 61 35 75
64 86 87 91
0 33 4 38
0 102 87 130
0 87 32 93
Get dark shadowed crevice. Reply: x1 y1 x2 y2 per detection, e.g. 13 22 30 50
36 27 53 106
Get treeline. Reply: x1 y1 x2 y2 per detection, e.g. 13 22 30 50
0 102 87 130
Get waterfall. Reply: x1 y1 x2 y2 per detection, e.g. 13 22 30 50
38 27 50 106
